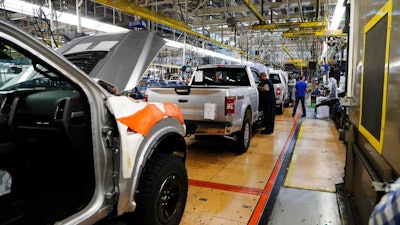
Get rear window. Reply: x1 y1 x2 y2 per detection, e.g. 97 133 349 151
269 73 282 84
191 68 250 86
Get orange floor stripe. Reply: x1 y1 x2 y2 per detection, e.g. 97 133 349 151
247 113 300 225
188 179 264 195
186 112 301 224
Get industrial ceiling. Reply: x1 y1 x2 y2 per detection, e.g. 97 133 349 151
1 0 348 68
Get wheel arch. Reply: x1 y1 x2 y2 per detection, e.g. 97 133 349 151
148 129 187 161
245 105 252 118
240 103 253 124
116 117 187 215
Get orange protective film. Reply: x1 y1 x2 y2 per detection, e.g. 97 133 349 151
117 104 165 136
163 102 184 124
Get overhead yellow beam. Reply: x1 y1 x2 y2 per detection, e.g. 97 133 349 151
294 63 308 67
283 30 315 37
281 46 309 67
93 0 263 62
282 29 346 37
93 0 191 30
285 59 308 67
241 0 265 23
252 20 327 30
281 45 295 60
286 59 307 63
315 30 347 36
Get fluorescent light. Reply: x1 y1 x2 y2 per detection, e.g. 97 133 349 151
164 39 185 49
3 0 128 33
329 0 346 30
165 39 245 63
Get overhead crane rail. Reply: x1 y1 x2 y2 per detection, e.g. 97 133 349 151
93 0 264 62
241 0 265 24
282 29 346 37
281 45 308 67
252 20 327 30
281 45 296 60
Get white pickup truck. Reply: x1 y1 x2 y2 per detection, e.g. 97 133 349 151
146 64 264 153
268 69 290 114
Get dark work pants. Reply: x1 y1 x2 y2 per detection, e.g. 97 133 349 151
293 96 306 116
262 100 275 133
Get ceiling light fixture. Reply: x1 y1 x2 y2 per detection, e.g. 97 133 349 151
165 39 244 63
3 0 128 33
329 0 346 30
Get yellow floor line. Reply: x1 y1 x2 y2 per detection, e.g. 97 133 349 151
283 121 337 193
283 123 303 187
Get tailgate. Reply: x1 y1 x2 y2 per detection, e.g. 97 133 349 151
146 86 228 121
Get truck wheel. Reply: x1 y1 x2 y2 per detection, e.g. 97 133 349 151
236 115 251 153
276 103 284 115
134 153 188 225
284 98 290 107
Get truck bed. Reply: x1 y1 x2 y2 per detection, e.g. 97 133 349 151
148 86 252 120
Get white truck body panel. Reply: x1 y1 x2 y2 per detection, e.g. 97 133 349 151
146 64 263 136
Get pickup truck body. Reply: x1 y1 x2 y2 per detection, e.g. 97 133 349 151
146 64 264 152
0 21 187 225
269 69 290 114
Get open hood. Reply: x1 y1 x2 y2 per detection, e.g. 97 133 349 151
56 30 165 92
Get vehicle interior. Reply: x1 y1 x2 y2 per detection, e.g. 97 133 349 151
0 39 95 225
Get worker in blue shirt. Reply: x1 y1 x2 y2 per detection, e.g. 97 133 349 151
292 75 308 117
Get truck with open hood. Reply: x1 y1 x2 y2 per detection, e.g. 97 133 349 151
0 21 188 225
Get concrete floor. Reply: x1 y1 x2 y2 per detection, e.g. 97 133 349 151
179 102 346 225
269 187 341 225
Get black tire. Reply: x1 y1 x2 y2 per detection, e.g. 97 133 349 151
236 115 251 153
276 102 284 115
194 135 211 140
284 98 290 107
134 153 188 225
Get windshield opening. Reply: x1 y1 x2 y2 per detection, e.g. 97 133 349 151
0 39 75 92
